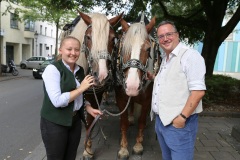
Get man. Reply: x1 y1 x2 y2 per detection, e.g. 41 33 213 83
148 20 206 160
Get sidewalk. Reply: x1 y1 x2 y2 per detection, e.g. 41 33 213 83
0 67 31 82
24 95 240 160
24 115 240 160
1 70 240 160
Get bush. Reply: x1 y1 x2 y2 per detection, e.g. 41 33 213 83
204 74 240 106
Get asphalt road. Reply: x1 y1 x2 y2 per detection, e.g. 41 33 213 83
0 69 43 160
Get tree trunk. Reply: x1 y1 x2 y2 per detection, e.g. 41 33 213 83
0 2 2 76
201 33 221 77
54 21 59 59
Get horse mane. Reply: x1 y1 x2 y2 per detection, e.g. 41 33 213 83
59 13 110 75
70 13 110 74
67 18 88 74
90 13 110 59
122 23 148 58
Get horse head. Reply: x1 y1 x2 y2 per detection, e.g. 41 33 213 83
78 11 123 87
118 17 156 96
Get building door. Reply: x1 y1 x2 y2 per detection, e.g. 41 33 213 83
6 45 14 63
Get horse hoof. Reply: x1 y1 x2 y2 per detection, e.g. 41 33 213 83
83 149 93 159
83 157 93 160
118 147 129 159
118 157 129 160
132 143 143 155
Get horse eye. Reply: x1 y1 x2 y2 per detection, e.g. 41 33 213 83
146 48 151 53
86 35 91 41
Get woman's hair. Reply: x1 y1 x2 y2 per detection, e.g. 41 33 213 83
59 36 81 48
56 54 62 60
157 20 178 32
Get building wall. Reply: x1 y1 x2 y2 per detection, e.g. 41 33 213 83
0 1 57 65
34 21 57 58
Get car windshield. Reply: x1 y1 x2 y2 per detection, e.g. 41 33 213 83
41 60 54 67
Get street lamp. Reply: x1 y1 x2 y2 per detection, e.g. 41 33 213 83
34 31 38 56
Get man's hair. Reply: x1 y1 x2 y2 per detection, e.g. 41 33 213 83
157 20 178 32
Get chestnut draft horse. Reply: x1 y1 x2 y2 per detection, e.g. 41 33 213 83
62 11 123 159
113 16 159 159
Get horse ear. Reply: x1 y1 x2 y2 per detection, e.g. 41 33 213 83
78 11 92 26
146 16 156 34
120 19 129 32
109 12 124 27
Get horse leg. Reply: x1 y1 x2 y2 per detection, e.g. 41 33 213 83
83 114 94 159
116 90 131 159
128 103 135 126
102 91 109 105
83 92 103 159
118 111 130 159
132 102 151 155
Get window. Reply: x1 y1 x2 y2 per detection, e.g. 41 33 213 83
40 25 42 34
11 0 19 4
24 19 35 31
40 57 46 61
28 57 37 61
40 43 43 56
45 27 47 36
10 13 19 29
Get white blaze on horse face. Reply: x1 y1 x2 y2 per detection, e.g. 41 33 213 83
125 43 141 96
98 59 108 83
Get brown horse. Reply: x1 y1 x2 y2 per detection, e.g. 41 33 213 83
68 11 123 159
114 17 158 159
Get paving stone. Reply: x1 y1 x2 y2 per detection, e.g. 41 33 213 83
200 139 222 147
194 151 215 160
210 151 237 160
196 146 219 152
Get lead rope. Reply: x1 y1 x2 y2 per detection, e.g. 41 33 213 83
84 86 131 156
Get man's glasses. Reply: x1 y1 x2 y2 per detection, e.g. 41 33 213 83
158 32 177 41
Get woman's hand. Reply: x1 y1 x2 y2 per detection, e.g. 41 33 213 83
78 75 94 93
86 105 103 118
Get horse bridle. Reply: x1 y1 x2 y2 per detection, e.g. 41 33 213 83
116 33 153 91
82 24 117 93
83 24 126 151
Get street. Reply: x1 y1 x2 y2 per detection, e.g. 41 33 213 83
0 69 43 160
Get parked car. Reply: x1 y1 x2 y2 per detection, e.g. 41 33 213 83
20 56 52 69
32 59 55 79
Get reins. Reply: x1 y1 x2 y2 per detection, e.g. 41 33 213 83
83 23 133 155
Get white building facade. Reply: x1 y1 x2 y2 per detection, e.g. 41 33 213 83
0 1 57 65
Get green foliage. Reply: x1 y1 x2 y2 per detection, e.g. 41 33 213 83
204 75 240 105
5 0 95 26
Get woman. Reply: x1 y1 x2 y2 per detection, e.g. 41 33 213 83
40 36 102 160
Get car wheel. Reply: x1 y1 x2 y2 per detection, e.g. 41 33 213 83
20 64 26 69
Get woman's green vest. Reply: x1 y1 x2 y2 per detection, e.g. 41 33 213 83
41 60 86 126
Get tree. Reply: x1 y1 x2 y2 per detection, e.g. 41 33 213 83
99 0 240 77
155 0 240 77
4 0 95 57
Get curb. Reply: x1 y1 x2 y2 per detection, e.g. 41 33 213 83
24 142 46 160
200 111 240 118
